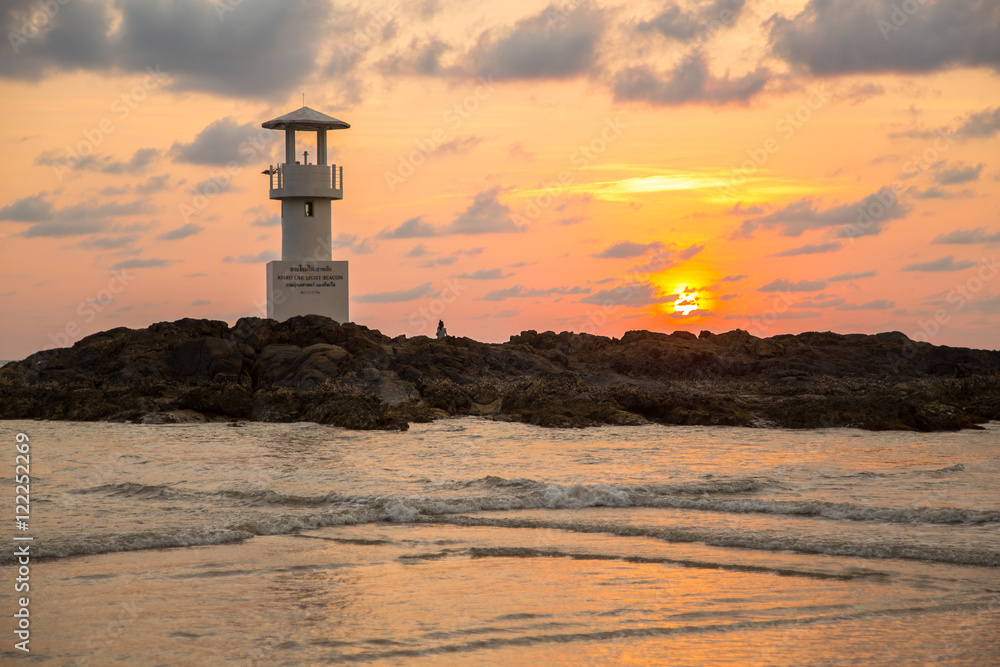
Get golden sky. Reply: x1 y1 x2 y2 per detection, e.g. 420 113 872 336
1 0 999 358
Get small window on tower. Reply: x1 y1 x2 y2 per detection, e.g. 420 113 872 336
304 201 314 217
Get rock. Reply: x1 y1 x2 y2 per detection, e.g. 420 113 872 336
1 315 998 432
170 337 250 381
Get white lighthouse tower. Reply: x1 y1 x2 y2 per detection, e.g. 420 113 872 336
262 106 350 322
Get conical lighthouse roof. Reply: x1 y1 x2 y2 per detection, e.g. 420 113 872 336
261 106 350 131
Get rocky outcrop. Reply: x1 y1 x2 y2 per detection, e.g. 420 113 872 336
1 315 998 431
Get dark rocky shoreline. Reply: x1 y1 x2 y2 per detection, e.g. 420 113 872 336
2 315 998 432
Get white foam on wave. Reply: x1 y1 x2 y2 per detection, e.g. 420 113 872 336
541 483 632 509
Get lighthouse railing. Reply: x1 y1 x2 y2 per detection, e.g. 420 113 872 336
268 164 343 199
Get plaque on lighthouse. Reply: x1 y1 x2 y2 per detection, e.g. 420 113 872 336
261 106 350 323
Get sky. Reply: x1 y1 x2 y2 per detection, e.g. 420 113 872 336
1 0 999 360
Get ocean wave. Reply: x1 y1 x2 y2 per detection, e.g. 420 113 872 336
826 463 966 479
12 491 998 566
65 477 1000 525
2 527 252 564
464 546 887 581
429 515 1000 568
71 482 179 499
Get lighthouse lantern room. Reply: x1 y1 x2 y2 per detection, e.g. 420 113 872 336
262 106 350 323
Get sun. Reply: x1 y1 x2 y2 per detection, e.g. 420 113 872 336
673 286 699 315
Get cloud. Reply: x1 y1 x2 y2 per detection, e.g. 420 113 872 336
352 238 378 255
636 0 747 42
35 147 157 176
741 188 908 238
436 135 483 156
19 221 106 237
191 299 210 306
245 205 279 227
613 51 770 106
901 255 976 272
957 107 1000 139
481 285 591 301
932 227 1000 244
1 0 334 98
156 223 203 241
446 188 519 234
0 0 115 80
966 294 1000 313
406 243 429 258
251 214 279 227
771 242 842 257
457 268 513 280
934 162 983 185
378 216 439 239
678 243 704 260
353 282 434 303
509 142 537 161
720 274 748 282
911 186 975 200
829 270 877 281
728 202 764 215
758 278 827 292
79 235 139 250
793 296 845 309
110 258 179 270
0 194 54 221
222 250 279 263
376 37 457 77
170 118 269 166
843 81 885 104
837 299 896 310
593 241 664 259
768 0 1000 75
10 197 155 237
579 282 668 307
420 256 458 267
469 5 605 80
135 174 172 195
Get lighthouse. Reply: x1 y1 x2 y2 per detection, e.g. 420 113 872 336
261 106 350 322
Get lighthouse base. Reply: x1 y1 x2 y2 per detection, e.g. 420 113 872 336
266 260 349 323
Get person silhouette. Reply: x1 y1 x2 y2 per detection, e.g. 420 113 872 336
436 320 447 339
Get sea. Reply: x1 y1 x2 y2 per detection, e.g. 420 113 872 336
1 417 998 665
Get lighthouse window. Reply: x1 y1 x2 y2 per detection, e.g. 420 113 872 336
304 201 314 217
